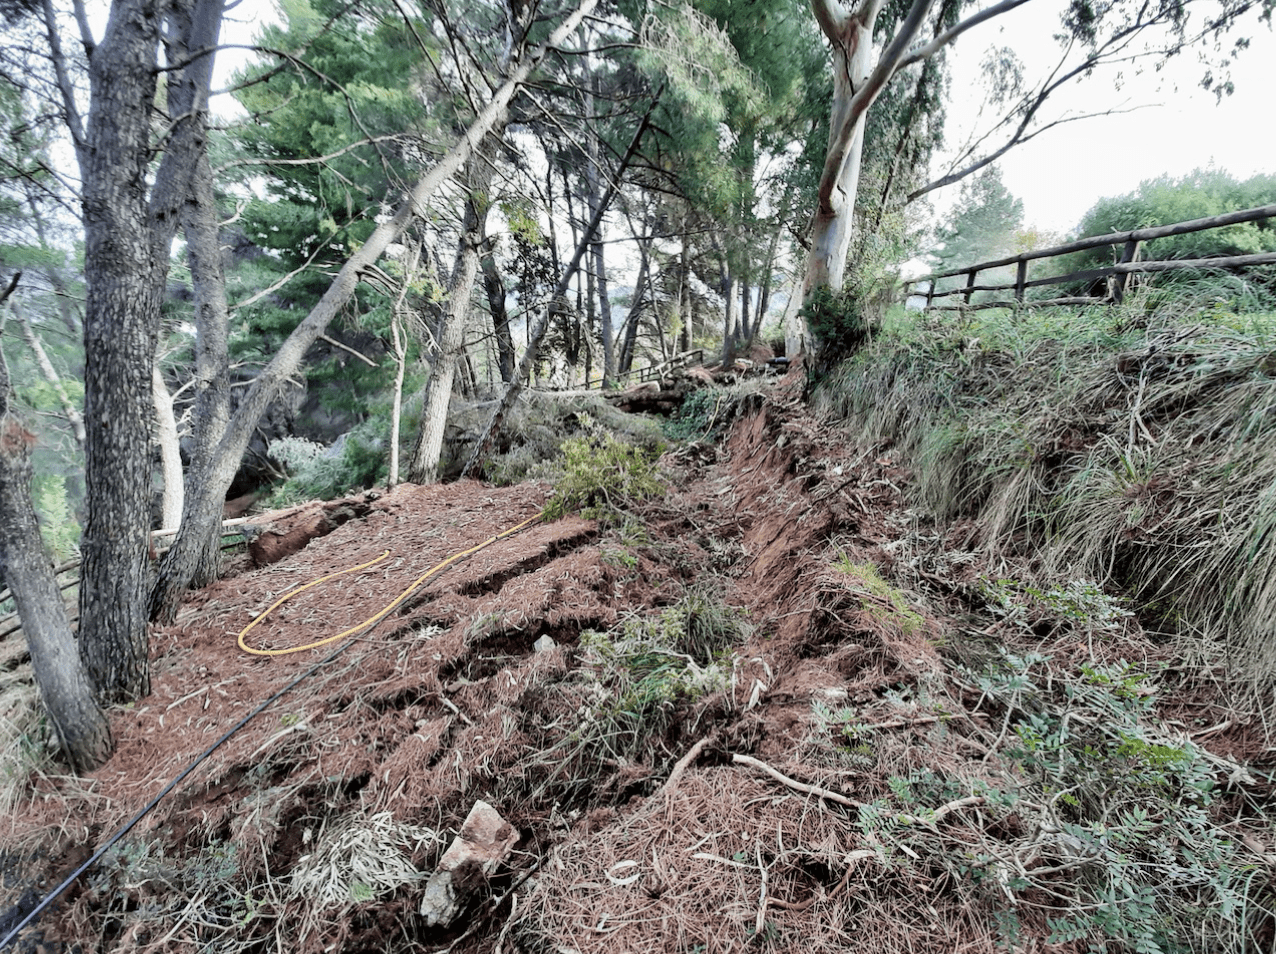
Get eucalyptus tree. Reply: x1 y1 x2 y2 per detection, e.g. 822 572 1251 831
798 0 1273 360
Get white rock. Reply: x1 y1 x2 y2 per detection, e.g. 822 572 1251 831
420 800 519 926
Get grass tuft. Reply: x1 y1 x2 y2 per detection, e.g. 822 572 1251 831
816 296 1276 712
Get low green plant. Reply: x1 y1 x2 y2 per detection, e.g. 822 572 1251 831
0 688 55 816
864 651 1270 953
801 284 878 376
265 418 389 507
979 576 1133 636
32 474 80 559
541 427 665 523
664 387 726 442
834 556 924 635
529 587 747 798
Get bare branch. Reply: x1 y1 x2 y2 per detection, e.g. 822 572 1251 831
909 104 1150 202
896 0 1036 71
40 0 86 157
213 134 413 173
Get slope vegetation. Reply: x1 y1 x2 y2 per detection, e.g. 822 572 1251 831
0 364 1271 953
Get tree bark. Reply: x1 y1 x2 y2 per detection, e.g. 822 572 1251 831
480 241 515 383
176 149 233 588
0 300 113 774
584 75 616 386
802 0 964 301
619 240 650 374
77 0 225 702
387 243 419 489
149 0 600 623
407 147 491 484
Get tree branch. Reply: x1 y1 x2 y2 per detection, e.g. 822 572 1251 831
40 0 87 158
897 0 1036 70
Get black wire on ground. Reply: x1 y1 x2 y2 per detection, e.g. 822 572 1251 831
0 634 356 950
0 516 540 950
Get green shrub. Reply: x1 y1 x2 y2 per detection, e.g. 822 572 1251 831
541 427 665 523
863 651 1269 953
801 284 878 375
663 387 726 442
265 419 388 507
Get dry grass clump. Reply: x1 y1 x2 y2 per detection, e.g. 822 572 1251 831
288 810 437 909
815 300 1276 713
0 678 46 819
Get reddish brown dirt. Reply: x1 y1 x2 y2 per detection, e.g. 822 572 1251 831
1 383 1266 954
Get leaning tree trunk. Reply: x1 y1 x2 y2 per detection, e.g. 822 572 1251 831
13 298 86 449
149 0 600 623
0 281 113 773
406 144 495 484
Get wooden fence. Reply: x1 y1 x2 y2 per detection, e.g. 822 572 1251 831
581 348 705 390
913 203 1276 311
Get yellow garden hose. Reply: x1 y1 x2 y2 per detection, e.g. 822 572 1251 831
237 513 542 656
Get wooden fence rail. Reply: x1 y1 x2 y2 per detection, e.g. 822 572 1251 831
581 348 706 391
912 203 1276 311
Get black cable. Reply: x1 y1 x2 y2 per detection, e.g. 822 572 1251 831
0 632 358 950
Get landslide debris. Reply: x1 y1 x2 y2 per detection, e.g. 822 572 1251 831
0 383 1269 954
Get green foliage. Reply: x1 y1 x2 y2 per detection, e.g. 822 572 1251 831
264 417 389 507
979 576 1133 634
663 386 727 442
801 284 879 373
930 166 1025 296
541 424 666 523
572 586 745 762
219 0 441 438
1054 169 1276 308
860 650 1269 953
32 474 80 559
834 556 925 635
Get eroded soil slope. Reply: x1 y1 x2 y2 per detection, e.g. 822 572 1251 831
1 385 1267 954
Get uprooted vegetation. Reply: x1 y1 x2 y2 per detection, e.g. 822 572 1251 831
1 330 1274 953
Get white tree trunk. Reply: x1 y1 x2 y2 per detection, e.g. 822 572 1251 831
152 365 184 531
151 0 599 622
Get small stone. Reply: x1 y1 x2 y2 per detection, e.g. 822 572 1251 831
534 635 557 653
420 800 519 927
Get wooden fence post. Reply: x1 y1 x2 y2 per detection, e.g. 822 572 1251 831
963 269 977 306
1112 239 1140 304
1015 260 1028 303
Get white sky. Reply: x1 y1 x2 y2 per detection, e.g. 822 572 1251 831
930 0 1276 236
